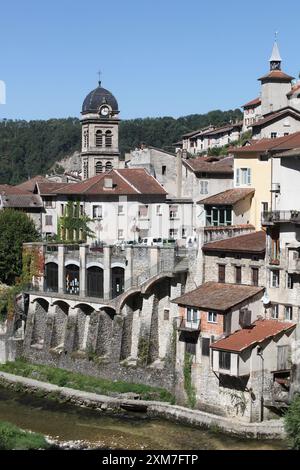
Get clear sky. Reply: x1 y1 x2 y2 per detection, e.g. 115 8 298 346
0 0 300 121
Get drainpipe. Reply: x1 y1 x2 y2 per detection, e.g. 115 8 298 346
257 347 264 421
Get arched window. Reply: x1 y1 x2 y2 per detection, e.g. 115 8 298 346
83 130 89 148
105 161 113 172
95 161 103 174
95 130 103 147
83 160 89 179
105 130 112 148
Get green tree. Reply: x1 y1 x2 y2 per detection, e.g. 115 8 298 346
0 209 40 285
284 394 300 449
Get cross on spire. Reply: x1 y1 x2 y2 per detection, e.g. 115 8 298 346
98 70 101 86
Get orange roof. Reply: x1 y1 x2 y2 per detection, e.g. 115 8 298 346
258 70 294 82
184 156 233 174
202 231 265 254
251 107 300 129
172 282 263 312
211 319 296 352
15 175 49 193
55 169 166 196
232 131 300 155
197 188 254 205
242 97 261 108
287 82 300 97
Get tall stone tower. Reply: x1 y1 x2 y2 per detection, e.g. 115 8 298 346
259 41 294 116
81 81 120 179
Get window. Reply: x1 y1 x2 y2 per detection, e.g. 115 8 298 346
169 228 178 239
105 161 113 172
118 229 124 239
285 306 293 321
138 205 148 218
261 202 268 213
208 311 217 323
186 307 199 328
45 199 53 208
206 206 232 227
95 130 103 147
83 160 89 179
61 204 64 215
118 205 124 215
169 205 178 219
287 273 294 289
45 215 52 226
271 304 279 319
219 351 231 370
185 341 196 355
156 205 162 215
95 161 103 174
83 129 89 148
271 132 277 139
270 269 280 288
182 227 187 238
92 205 102 219
202 337 210 357
200 180 209 195
162 165 166 176
235 266 242 284
218 264 226 283
251 267 259 286
105 130 112 147
236 168 251 186
164 309 169 320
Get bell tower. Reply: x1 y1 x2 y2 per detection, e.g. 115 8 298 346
81 80 121 179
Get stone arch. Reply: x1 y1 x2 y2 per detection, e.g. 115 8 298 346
51 300 70 350
31 298 49 347
73 303 95 352
45 262 58 292
142 273 173 295
95 307 116 356
120 293 143 361
65 263 80 295
87 265 104 298
111 266 125 298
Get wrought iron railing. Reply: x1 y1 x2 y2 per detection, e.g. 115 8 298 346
262 210 300 224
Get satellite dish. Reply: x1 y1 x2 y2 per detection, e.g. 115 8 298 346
262 291 270 305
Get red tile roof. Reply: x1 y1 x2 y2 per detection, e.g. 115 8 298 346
36 182 70 195
0 185 42 208
15 175 49 193
258 70 294 82
55 169 167 196
232 131 300 155
184 156 233 174
210 319 296 352
287 82 300 97
202 230 265 254
198 188 254 205
172 282 264 312
250 107 300 129
242 97 261 108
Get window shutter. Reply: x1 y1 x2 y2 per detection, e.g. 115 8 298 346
236 168 240 186
247 168 251 185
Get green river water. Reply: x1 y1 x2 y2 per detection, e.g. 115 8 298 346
0 386 288 450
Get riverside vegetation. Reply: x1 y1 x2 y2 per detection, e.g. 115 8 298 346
0 358 174 402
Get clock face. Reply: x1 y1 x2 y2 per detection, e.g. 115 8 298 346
100 106 109 116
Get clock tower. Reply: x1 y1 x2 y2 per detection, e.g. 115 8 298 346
81 80 121 179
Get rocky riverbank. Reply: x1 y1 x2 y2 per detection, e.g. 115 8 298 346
0 371 286 440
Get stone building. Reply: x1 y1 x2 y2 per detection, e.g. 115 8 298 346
81 81 123 179
19 242 190 390
202 230 266 287
0 183 43 230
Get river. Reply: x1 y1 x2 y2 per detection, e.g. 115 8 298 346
0 386 287 450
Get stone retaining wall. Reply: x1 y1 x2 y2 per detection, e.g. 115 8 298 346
0 371 286 440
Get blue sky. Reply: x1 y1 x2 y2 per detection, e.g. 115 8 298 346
0 0 300 121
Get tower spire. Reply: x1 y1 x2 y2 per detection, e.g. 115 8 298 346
269 33 282 70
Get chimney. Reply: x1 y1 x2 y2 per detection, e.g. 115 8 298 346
104 177 113 189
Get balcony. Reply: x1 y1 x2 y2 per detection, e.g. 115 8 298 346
176 317 201 332
262 210 300 225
